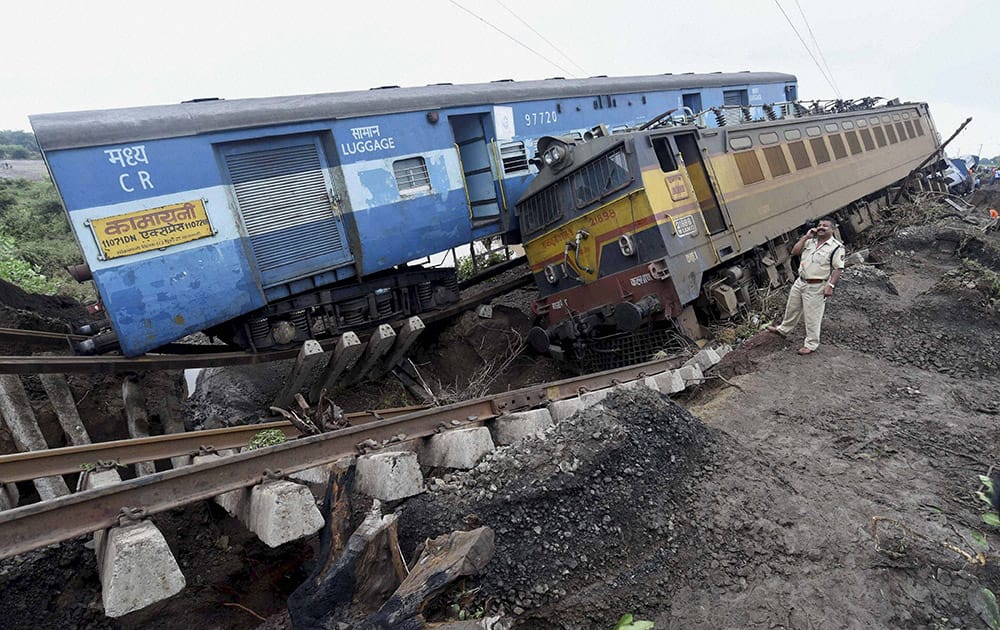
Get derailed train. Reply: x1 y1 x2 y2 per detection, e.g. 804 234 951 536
30 72 797 357
518 99 940 370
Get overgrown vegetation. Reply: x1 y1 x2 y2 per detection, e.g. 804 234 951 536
247 428 287 450
0 177 89 298
455 238 509 282
0 130 39 159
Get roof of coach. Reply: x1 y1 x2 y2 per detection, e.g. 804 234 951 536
29 72 796 151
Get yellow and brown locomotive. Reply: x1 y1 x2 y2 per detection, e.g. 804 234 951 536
517 100 940 369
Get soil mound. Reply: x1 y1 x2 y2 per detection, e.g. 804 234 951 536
398 388 714 627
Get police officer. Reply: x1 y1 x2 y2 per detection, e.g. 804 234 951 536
767 216 845 355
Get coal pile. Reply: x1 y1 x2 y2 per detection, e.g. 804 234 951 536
397 387 715 625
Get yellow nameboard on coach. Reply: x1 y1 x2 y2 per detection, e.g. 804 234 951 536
89 200 214 260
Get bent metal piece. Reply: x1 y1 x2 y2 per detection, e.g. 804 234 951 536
0 354 685 559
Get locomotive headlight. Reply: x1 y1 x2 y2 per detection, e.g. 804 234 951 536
544 264 560 284
618 233 636 257
543 145 566 166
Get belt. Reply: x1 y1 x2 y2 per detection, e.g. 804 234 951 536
800 277 827 284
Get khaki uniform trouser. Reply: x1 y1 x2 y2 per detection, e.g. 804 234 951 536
774 278 827 350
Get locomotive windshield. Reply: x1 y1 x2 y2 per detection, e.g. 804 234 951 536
518 142 632 237
572 147 631 207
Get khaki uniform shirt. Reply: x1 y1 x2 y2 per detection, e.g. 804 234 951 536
798 237 845 281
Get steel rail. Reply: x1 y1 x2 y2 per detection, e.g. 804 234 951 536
0 406 427 483
0 270 533 375
0 354 685 559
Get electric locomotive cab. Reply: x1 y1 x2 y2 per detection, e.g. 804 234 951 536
518 124 719 369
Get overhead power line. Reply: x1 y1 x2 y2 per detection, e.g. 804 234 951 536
493 0 589 77
794 0 841 96
446 0 576 77
773 0 840 98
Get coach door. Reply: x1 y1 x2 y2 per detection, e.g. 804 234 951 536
675 133 727 234
222 135 353 288
449 114 502 225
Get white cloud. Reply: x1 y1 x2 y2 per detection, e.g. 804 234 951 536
3 0 997 155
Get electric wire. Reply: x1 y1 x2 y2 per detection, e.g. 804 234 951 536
773 0 840 98
793 0 841 97
493 0 589 76
446 0 576 77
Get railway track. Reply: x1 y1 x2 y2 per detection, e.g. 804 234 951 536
0 354 686 559
0 264 532 375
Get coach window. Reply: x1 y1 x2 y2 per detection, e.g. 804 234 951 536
806 126 822 137
892 113 901 121
729 136 753 151
902 112 911 120
810 137 831 164
869 117 880 126
829 134 848 159
784 129 802 141
653 137 678 171
763 146 790 177
881 114 891 123
842 121 855 130
873 126 887 148
845 130 863 155
904 120 916 138
759 132 779 146
912 119 925 136
788 141 812 170
885 124 899 144
895 122 908 140
859 128 876 151
857 119 868 127
393 157 431 195
734 151 765 185
824 123 839 133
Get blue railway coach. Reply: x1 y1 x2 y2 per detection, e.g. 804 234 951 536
30 71 796 356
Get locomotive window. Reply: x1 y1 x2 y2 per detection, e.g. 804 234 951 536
788 141 812 170
885 125 898 144
809 137 831 164
759 132 779 145
845 130 863 155
829 134 848 160
572 147 631 207
499 141 530 175
784 129 802 141
824 123 839 133
806 126 822 137
393 157 431 195
859 128 876 151
873 126 887 147
842 121 855 130
895 122 907 140
729 136 753 151
652 137 678 172
518 186 562 234
734 151 765 185
904 120 916 138
763 146 790 177
912 119 925 136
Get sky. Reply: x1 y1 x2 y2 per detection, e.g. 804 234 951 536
3 0 997 157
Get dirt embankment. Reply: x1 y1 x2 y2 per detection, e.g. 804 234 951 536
0 193 999 629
